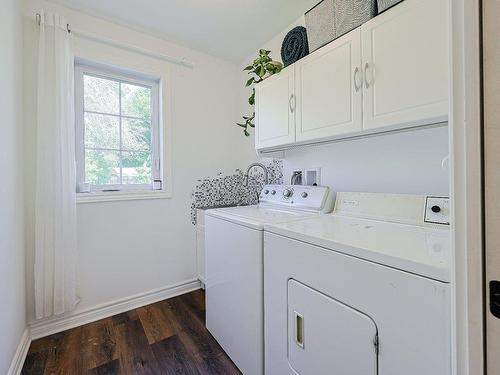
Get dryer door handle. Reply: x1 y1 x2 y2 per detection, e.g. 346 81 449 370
294 311 305 348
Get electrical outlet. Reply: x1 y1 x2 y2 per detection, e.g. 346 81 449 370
305 168 321 186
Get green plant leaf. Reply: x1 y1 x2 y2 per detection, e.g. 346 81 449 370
266 63 277 73
238 50 283 137
257 66 265 77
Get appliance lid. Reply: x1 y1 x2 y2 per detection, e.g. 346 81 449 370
265 214 450 282
204 184 334 230
205 204 319 230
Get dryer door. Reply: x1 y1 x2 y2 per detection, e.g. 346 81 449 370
288 279 378 375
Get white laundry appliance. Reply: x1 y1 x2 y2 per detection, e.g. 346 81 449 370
205 184 334 375
264 192 451 375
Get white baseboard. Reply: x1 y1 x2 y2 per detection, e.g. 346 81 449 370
7 329 31 375
29 279 201 340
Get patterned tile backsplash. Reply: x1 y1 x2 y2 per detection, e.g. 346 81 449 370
190 160 283 225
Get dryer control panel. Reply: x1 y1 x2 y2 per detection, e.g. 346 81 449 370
333 192 450 226
259 185 334 213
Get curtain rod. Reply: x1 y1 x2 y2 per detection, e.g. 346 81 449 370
35 13 194 69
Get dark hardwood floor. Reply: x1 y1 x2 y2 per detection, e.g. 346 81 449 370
22 290 241 375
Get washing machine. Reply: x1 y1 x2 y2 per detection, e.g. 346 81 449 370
264 192 451 375
205 184 334 375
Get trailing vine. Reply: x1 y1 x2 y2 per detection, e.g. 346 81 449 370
237 49 283 136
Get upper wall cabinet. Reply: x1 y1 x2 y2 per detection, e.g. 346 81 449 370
296 29 363 142
255 0 449 152
255 67 295 149
361 0 449 130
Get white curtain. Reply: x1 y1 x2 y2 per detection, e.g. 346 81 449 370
34 12 78 319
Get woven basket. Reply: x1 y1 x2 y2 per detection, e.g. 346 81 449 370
305 0 336 52
377 0 404 13
305 0 376 52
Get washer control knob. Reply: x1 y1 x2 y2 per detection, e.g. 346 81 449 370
271 190 276 195
431 205 441 213
264 189 269 195
283 189 293 198
301 192 308 198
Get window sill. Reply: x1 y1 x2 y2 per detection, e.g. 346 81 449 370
76 190 171 204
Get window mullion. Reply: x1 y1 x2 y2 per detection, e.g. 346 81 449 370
151 87 156 181
152 84 161 184
75 66 87 190
119 81 123 186
83 109 146 121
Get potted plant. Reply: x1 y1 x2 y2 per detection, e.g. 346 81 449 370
237 49 283 136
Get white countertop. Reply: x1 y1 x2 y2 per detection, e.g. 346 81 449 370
264 214 451 282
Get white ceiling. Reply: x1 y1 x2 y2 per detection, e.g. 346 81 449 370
54 0 318 63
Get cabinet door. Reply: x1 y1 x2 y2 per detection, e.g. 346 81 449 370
255 67 295 149
296 29 363 142
361 0 449 130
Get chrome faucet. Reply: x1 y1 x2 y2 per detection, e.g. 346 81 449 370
244 163 269 186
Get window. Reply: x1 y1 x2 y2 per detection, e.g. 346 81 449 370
75 63 162 195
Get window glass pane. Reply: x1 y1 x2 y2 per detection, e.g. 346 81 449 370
121 151 152 184
121 83 151 119
122 118 151 151
84 113 120 149
78 66 159 190
85 149 121 185
84 75 119 115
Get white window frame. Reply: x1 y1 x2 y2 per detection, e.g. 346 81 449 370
75 63 163 197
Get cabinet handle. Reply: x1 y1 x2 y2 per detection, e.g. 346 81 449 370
364 62 373 89
289 94 295 113
354 67 361 92
294 311 304 348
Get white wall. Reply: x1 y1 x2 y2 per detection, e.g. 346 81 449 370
0 0 26 371
23 0 256 322
241 17 449 196
282 126 449 195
